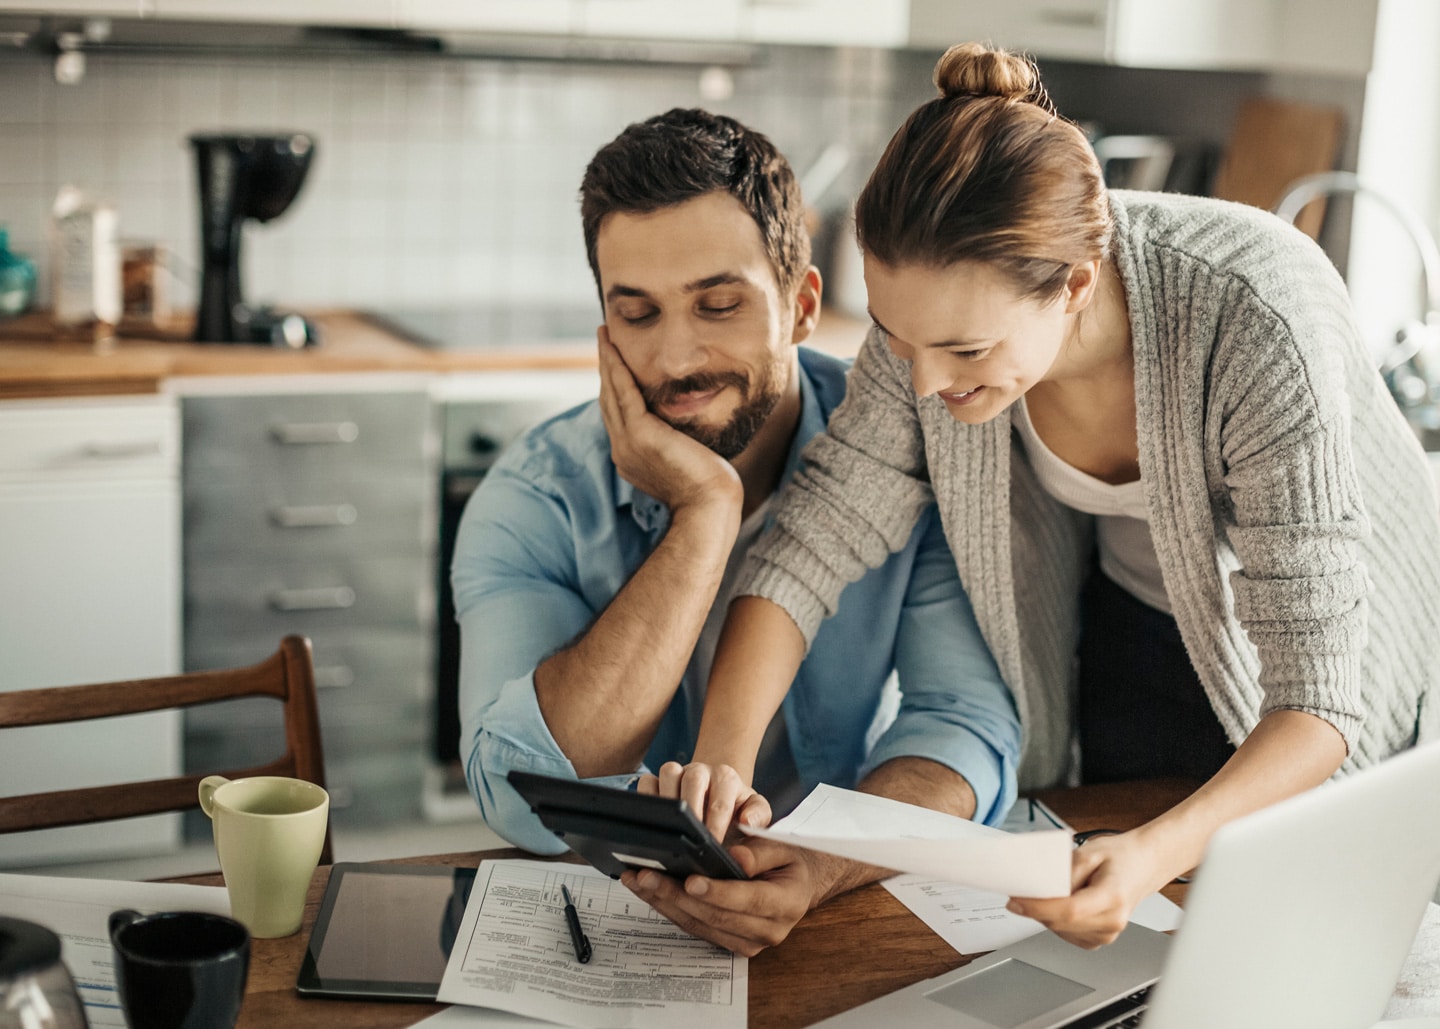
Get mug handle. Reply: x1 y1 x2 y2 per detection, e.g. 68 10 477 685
198 775 230 818
109 908 142 944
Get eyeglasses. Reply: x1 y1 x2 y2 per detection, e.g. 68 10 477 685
1073 827 1123 847
1071 825 1192 884
1010 801 1191 882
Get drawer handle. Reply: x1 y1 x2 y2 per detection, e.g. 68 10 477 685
269 586 356 612
313 664 355 689
270 504 359 528
270 421 360 445
80 440 165 459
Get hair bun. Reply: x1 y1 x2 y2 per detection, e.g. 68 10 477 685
933 42 1043 105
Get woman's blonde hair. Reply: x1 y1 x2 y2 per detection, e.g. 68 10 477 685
856 42 1112 301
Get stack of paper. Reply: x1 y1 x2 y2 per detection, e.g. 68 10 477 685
435 859 746 1029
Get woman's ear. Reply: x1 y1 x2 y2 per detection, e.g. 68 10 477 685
1063 259 1102 314
790 266 823 344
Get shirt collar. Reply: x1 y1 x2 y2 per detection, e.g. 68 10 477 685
614 351 824 534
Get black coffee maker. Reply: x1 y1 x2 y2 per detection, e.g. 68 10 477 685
191 133 321 347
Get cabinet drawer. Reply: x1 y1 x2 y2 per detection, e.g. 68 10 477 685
182 391 435 482
0 395 178 482
183 691 425 750
184 555 433 646
185 629 432 716
324 747 426 825
184 473 435 558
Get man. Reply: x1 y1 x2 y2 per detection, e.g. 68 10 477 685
453 108 1019 955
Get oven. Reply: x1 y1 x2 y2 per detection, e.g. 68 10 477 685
363 308 601 816
430 372 599 813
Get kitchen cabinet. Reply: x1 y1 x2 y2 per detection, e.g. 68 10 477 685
570 0 907 46
149 0 396 26
0 1 151 13
745 0 908 48
0 394 182 867
397 0 575 34
4 0 1378 75
580 0 741 41
908 0 1377 76
180 382 437 834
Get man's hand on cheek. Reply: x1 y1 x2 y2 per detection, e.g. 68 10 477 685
619 839 840 957
596 326 741 516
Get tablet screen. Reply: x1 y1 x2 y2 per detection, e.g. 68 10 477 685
297 863 476 1000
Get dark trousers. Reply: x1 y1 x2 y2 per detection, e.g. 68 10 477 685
1077 567 1235 784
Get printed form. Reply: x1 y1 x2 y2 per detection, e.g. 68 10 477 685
437 859 746 1029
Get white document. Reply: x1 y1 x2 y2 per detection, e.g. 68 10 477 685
0 872 231 1029
881 796 1183 955
882 874 1184 955
743 783 1072 897
436 859 746 1029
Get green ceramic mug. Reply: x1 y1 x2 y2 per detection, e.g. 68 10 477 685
198 775 329 939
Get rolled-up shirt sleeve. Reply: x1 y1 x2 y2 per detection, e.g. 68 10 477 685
465 669 638 854
858 511 1021 827
453 462 636 854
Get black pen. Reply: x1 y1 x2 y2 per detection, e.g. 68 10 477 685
561 884 592 964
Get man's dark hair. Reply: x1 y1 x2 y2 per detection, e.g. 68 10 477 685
580 108 810 298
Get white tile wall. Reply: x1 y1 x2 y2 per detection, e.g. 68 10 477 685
0 45 908 314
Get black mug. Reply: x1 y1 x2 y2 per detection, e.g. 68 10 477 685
108 910 250 1029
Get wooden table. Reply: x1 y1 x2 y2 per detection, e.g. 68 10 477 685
179 780 1201 1029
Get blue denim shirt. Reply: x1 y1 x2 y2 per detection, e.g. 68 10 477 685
453 347 1020 854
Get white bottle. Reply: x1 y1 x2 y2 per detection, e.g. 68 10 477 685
50 185 121 335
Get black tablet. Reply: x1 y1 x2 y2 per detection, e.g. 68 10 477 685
296 862 476 1001
507 770 749 880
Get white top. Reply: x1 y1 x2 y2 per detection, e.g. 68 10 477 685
1014 398 1172 614
687 496 805 817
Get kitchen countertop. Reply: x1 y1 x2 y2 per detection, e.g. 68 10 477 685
0 308 871 399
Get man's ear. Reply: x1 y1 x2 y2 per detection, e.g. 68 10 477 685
1062 259 1102 314
790 266 823 345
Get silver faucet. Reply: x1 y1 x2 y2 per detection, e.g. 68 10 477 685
1273 171 1440 446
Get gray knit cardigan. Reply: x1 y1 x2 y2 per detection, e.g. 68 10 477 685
741 190 1440 790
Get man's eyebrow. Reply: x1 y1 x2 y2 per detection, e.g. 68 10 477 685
604 284 649 303
685 272 748 292
604 273 749 304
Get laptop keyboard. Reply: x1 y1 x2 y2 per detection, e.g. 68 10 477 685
1061 984 1153 1028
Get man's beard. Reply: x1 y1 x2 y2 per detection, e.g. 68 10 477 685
641 360 787 460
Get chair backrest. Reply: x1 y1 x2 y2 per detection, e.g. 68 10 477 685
0 635 332 865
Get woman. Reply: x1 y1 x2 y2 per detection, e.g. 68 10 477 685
671 42 1440 947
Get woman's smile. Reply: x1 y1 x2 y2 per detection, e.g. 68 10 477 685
938 385 985 406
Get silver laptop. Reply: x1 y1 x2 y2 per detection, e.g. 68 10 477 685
819 741 1440 1029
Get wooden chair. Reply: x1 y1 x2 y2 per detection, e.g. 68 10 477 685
0 635 332 865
